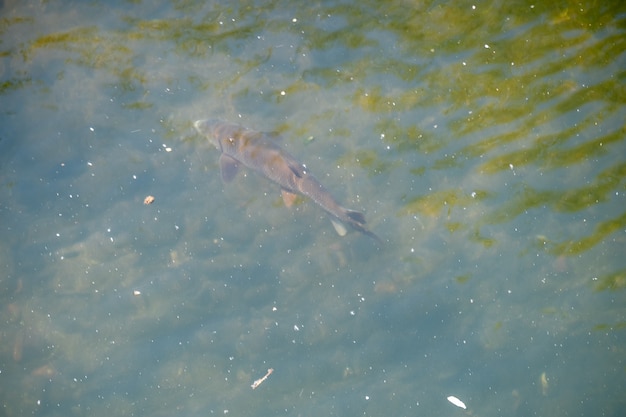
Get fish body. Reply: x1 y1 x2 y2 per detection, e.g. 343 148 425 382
194 119 379 242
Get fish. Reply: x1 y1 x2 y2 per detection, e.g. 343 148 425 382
193 119 380 243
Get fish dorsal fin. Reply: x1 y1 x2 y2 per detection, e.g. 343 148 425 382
287 160 306 179
219 154 240 182
264 131 283 141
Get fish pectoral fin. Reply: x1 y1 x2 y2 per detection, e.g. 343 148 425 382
330 219 348 236
219 154 240 182
281 188 298 208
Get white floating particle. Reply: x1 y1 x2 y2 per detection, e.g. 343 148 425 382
447 395 466 409
133 290 141 296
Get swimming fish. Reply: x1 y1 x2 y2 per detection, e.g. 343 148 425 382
193 119 380 243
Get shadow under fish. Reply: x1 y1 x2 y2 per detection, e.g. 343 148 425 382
194 119 381 243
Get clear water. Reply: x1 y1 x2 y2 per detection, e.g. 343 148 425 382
1 1 625 416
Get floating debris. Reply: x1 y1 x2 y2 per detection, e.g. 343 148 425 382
447 395 467 409
251 368 273 389
143 195 155 205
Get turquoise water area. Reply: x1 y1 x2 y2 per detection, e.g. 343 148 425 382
1 1 625 416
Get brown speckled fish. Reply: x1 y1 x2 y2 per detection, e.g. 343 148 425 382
194 119 380 243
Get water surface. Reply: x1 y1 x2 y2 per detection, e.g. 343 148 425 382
1 1 625 416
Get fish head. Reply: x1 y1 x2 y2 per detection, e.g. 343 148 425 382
193 119 224 149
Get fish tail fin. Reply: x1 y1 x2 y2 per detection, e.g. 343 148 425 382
341 208 383 245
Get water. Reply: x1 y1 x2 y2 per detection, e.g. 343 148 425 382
1 1 625 416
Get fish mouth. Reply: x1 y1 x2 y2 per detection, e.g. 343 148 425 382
194 118 224 135
193 119 207 133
